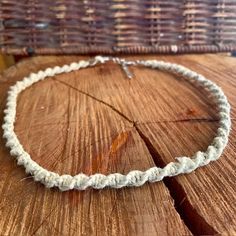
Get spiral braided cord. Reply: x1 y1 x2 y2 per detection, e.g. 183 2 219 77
2 56 231 191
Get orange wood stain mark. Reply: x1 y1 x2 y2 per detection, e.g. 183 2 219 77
109 131 129 155
91 131 130 174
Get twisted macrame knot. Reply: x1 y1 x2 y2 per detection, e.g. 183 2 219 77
2 56 231 191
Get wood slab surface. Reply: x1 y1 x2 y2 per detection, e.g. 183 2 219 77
0 54 235 236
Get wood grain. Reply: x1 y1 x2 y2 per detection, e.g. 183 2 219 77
0 54 14 71
0 54 235 235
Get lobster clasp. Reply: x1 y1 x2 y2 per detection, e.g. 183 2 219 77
94 56 135 79
110 57 135 79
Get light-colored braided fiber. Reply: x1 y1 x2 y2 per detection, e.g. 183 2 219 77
2 56 231 191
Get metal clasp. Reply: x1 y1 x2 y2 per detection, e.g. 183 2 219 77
94 56 135 79
112 58 134 79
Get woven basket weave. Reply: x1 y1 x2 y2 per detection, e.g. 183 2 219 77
1 0 236 55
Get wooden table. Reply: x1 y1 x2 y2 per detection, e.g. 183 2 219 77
0 54 235 236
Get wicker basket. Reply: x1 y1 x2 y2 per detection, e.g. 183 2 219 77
1 0 236 55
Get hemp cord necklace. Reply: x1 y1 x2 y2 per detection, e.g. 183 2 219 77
2 56 231 191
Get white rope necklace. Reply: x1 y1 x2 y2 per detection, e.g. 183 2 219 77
2 56 231 191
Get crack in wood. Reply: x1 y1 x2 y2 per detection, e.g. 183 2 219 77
52 76 221 234
134 124 218 235
53 78 228 124
136 117 220 125
53 78 133 123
